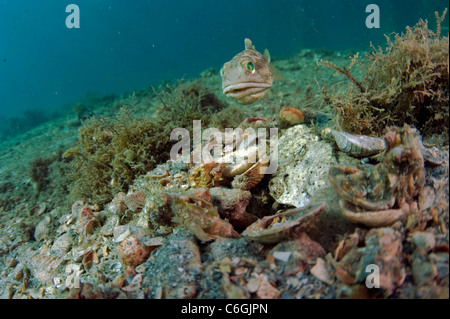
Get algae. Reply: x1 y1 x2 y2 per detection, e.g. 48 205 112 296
63 79 240 204
318 10 449 144
63 107 163 204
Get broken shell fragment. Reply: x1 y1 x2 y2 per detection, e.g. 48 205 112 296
310 257 334 285
329 165 396 211
189 162 227 188
75 207 100 239
123 191 146 212
28 202 47 216
231 155 270 191
324 128 386 158
339 200 409 227
242 202 326 243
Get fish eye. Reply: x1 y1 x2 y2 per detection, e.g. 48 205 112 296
219 67 224 78
245 61 255 74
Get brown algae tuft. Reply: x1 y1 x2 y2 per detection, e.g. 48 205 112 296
318 9 449 143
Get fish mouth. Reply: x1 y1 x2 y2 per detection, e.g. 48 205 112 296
223 82 271 98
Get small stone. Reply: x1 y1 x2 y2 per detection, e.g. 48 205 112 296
412 258 437 286
418 186 435 211
209 187 256 228
12 263 24 281
310 257 334 284
34 217 51 242
117 233 153 270
411 231 436 252
51 233 74 256
247 277 260 293
272 251 292 262
123 191 146 212
256 280 280 299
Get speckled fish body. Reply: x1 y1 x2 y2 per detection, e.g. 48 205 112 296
221 38 273 105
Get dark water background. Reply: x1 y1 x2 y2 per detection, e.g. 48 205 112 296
0 0 448 126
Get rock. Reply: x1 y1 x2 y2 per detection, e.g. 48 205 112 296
409 231 439 286
208 237 264 261
310 257 334 285
27 252 64 285
34 217 51 242
142 228 202 299
75 207 100 240
269 124 337 207
356 227 406 296
115 226 161 270
269 232 326 276
336 227 406 296
123 190 146 212
412 257 437 286
51 232 74 256
410 231 436 253
107 192 127 214
209 187 257 228
117 234 152 270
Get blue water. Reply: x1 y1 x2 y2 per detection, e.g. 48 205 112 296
0 0 448 124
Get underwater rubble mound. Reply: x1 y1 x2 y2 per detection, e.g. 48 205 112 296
10 118 446 299
318 9 449 144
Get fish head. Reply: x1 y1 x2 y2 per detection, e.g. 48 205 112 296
221 38 273 105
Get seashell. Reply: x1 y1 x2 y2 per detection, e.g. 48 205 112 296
339 199 409 227
310 257 334 285
244 117 267 124
242 202 326 243
327 129 386 158
279 107 304 127
231 155 269 191
329 165 396 211
141 236 165 247
51 233 74 256
223 145 259 178
75 207 100 239
110 262 122 272
34 217 52 242
28 202 47 216
71 200 85 216
124 191 146 212
108 192 127 214
82 250 99 270
29 253 64 285
114 228 131 243
189 162 227 188
422 145 445 167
